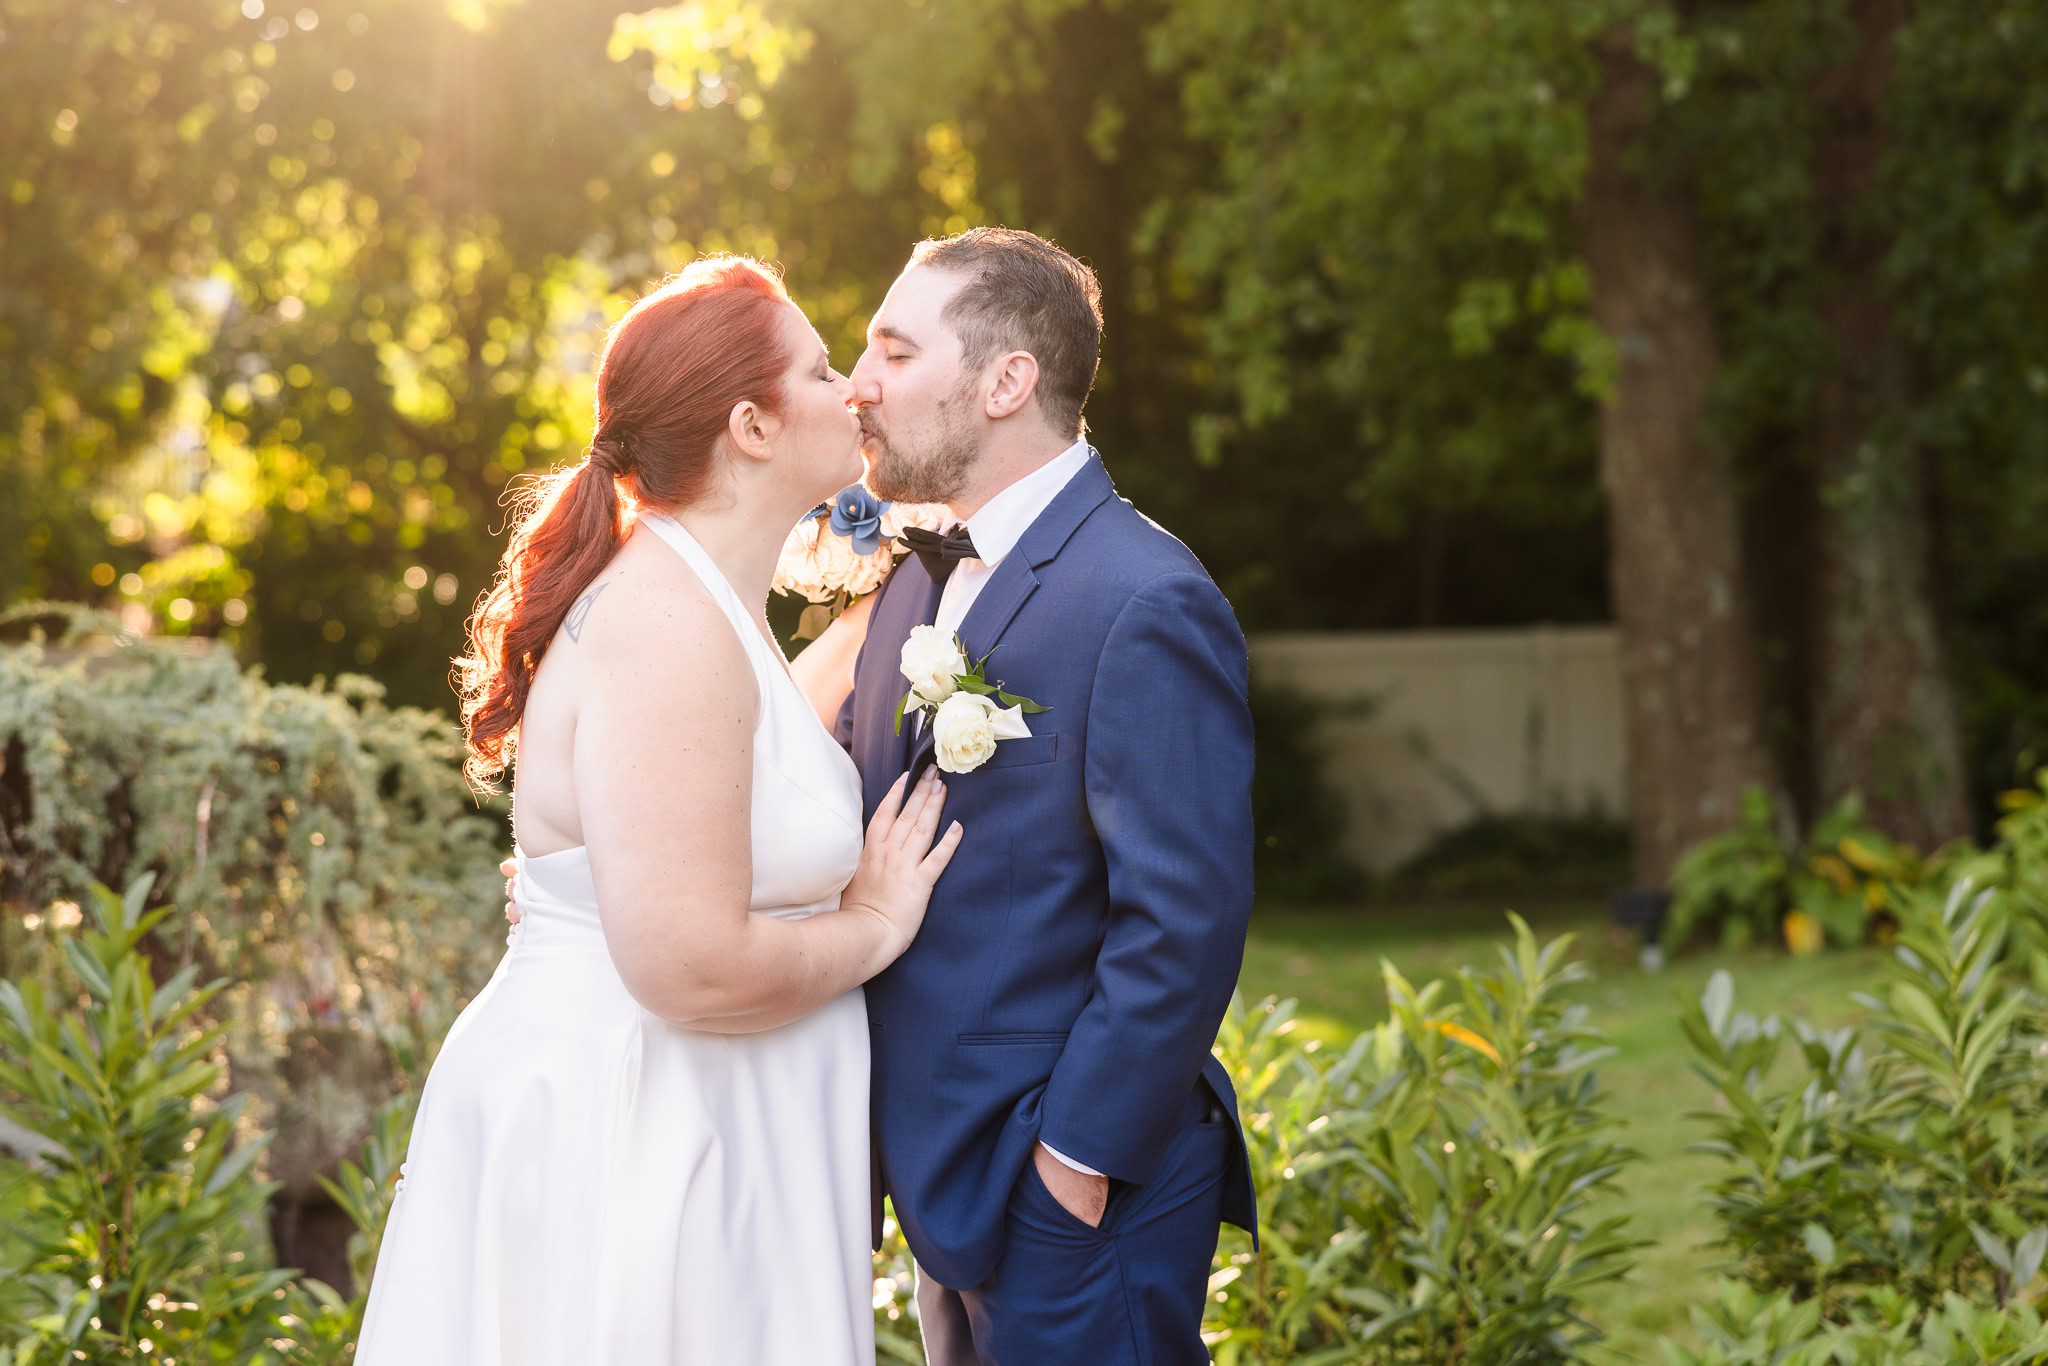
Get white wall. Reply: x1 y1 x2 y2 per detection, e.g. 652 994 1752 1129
1250 627 1627 872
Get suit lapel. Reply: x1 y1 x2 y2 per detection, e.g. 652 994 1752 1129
953 559 1038 678
908 456 1119 772
862 554 944 791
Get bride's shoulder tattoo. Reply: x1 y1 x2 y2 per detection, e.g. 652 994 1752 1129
564 582 608 643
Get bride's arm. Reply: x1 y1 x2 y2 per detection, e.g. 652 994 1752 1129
786 590 875 732
575 582 955 1034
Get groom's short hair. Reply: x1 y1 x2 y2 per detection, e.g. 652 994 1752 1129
910 227 1102 438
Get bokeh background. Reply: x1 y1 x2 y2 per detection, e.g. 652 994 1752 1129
8 0 2046 879
5 1 2048 1361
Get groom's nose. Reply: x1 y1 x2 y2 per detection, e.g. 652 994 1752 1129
848 346 883 406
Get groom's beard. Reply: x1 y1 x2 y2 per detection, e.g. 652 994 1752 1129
861 379 981 506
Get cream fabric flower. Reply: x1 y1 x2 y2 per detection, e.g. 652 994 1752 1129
774 500 931 604
841 545 894 599
880 502 950 541
770 516 835 604
930 693 1033 774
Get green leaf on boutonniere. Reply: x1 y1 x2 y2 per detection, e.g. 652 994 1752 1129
995 688 1051 713
893 688 921 736
953 675 998 696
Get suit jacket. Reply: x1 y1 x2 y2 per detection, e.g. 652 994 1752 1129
835 453 1258 1290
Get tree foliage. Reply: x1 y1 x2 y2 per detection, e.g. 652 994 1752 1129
3 0 2044 838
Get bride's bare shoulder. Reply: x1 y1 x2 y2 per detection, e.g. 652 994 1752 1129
559 533 751 701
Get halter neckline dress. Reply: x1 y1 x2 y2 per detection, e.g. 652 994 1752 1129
355 511 873 1364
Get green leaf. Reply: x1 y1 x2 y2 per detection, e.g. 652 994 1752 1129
2016 1227 2048 1291
0 981 31 1037
204 1134 273 1196
1801 1222 1836 1269
894 689 920 736
119 872 155 929
995 689 1051 713
1700 971 1734 1040
1971 1223 2014 1274
61 941 113 1000
1888 981 1954 1050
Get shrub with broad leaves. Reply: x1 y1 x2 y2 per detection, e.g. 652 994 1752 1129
0 879 356 1363
1683 876 2048 1316
1204 915 1641 1364
1665 788 1922 954
1662 1280 2048 1365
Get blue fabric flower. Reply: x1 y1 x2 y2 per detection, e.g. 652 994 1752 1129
828 483 889 556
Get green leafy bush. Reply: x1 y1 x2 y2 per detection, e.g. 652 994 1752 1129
1204 916 1640 1364
1662 1280 2048 1365
0 607 505 1199
1665 788 1922 953
1937 771 2048 956
1682 876 2048 1319
0 878 351 1364
312 1088 414 1338
1386 812 1631 901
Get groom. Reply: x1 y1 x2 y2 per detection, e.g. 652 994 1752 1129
842 227 1256 1364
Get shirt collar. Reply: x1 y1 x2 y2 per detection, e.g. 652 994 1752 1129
953 440 1093 570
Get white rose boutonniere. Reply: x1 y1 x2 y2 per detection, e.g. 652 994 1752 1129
896 631 1050 774
930 693 1035 774
898 624 969 706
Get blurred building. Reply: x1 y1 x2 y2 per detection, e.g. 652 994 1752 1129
1252 627 1625 872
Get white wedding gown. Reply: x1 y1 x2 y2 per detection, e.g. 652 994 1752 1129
355 512 874 1365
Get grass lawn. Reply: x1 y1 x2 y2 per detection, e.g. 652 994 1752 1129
1238 899 1895 1364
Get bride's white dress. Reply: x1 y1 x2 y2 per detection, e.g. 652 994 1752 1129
354 512 873 1364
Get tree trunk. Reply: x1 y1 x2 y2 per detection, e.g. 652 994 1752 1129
1807 0 1970 849
1576 37 1786 887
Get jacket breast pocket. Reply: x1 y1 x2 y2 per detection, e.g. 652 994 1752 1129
957 1031 1070 1046
977 733 1062 771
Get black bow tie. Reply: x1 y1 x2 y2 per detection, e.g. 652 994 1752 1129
898 524 980 584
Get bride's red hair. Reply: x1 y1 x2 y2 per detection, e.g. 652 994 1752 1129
456 254 795 789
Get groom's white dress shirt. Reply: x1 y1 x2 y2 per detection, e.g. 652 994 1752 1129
918 438 1104 1178
932 438 1092 644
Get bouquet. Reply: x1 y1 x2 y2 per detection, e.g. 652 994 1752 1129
772 484 948 638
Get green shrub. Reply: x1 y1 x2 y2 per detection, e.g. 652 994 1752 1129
312 1088 414 1336
1682 876 2048 1319
1204 916 1641 1364
1661 1280 2048 1365
0 878 350 1364
1386 812 1631 901
1665 788 1922 953
0 607 505 1197
1936 770 2048 956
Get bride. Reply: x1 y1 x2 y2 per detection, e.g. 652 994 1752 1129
353 254 960 1364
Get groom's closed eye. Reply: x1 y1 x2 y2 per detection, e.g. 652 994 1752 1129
872 325 919 362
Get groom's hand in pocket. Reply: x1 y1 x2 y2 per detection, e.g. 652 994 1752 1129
1032 1141 1109 1228
501 857 521 927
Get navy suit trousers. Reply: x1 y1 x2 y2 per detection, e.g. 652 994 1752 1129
915 1087 1231 1366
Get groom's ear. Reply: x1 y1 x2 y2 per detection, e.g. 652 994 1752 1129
983 350 1042 422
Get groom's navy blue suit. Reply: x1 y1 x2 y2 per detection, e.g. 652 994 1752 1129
837 452 1256 1363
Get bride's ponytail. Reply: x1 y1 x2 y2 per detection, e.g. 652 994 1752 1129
457 440 628 787
455 255 797 790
